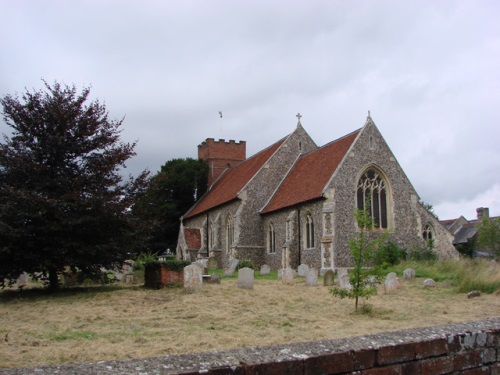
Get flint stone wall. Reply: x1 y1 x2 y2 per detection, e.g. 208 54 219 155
6 318 499 374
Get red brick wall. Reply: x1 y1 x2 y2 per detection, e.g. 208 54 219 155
198 138 246 186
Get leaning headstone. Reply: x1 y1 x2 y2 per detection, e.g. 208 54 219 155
260 264 271 275
228 258 239 272
184 264 203 291
386 272 398 281
339 274 353 290
403 268 416 280
193 261 206 274
297 264 309 277
305 268 318 286
282 267 295 285
207 256 218 271
323 270 335 286
467 290 481 299
384 275 400 294
238 267 254 290
423 278 436 288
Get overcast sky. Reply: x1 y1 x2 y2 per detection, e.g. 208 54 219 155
1 0 499 221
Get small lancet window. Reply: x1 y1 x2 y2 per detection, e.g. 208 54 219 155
305 213 315 248
268 223 276 254
226 217 234 253
357 169 388 229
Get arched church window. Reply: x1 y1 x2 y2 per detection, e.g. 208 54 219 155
226 216 234 253
422 224 433 241
357 169 388 229
268 223 276 254
209 222 216 250
305 213 315 248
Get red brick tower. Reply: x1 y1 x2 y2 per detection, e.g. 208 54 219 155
198 138 246 187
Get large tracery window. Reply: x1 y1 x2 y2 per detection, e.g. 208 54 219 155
357 169 388 229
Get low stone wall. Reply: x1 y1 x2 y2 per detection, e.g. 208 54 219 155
4 318 499 374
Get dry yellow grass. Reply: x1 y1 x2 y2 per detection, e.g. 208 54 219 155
1 277 499 368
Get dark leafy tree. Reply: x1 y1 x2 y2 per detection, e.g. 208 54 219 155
0 81 149 289
132 158 208 253
476 216 500 257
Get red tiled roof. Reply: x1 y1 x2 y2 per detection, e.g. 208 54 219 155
261 130 360 214
184 136 287 219
184 228 201 249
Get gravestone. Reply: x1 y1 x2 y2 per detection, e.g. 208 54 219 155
193 261 206 274
403 268 416 280
423 278 436 288
282 267 295 285
124 273 134 284
337 269 348 288
209 274 221 284
223 269 234 277
16 272 30 288
277 269 283 280
339 274 353 290
122 260 134 274
260 264 271 275
323 270 335 286
305 268 318 286
207 256 218 271
238 267 254 289
184 264 203 291
297 264 309 277
384 273 400 294
228 258 239 271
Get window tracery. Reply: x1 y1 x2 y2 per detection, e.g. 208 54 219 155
357 169 388 229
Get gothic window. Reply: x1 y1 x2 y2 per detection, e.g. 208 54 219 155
422 224 433 241
226 217 234 253
305 213 315 248
209 222 216 250
285 220 291 242
357 169 388 229
268 223 276 254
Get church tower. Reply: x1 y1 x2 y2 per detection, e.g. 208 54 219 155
198 138 246 187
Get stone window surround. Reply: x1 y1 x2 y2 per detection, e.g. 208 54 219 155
305 212 315 249
268 222 276 254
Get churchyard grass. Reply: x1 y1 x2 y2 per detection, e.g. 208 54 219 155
1 260 499 369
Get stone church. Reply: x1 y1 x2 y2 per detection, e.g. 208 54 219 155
176 114 458 272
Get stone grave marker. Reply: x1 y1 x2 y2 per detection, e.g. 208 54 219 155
323 270 335 286
282 267 295 285
277 269 283 280
207 256 218 271
403 268 416 280
228 258 239 271
297 264 309 277
193 261 206 274
238 267 254 289
223 269 234 277
384 273 400 294
184 264 203 291
337 269 348 287
423 278 436 288
209 274 221 284
260 264 271 275
305 268 318 286
16 272 30 288
339 274 353 290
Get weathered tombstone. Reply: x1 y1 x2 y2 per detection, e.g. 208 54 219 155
207 256 218 271
403 268 416 280
282 267 295 285
124 273 134 284
260 264 271 275
184 264 203 291
277 269 283 280
305 268 318 286
16 272 30 288
193 261 206 275
323 270 335 286
198 259 208 269
228 258 239 272
297 264 309 277
384 275 400 294
209 274 221 284
223 269 234 277
339 274 353 290
237 267 254 289
122 260 134 274
366 275 378 293
423 278 436 288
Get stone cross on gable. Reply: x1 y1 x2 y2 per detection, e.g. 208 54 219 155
296 113 302 125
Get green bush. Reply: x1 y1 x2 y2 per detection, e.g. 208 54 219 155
407 240 438 262
133 252 158 271
236 259 254 270
374 240 406 268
